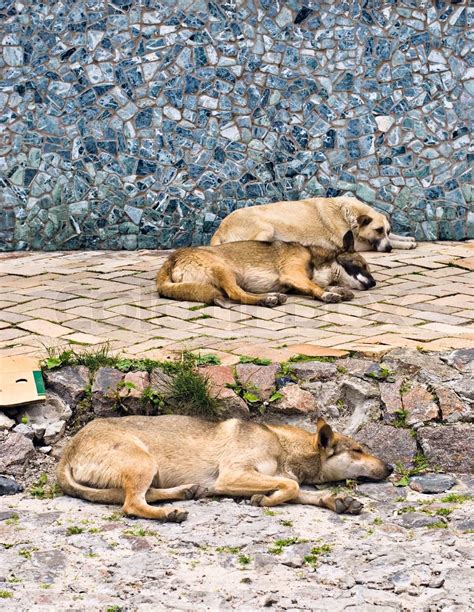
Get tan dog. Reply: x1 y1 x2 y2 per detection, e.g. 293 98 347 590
211 196 416 252
156 230 375 307
57 415 393 521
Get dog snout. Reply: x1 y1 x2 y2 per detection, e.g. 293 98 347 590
363 277 376 289
384 244 392 253
385 463 394 476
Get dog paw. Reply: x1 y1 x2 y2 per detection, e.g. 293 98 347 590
320 291 343 303
326 286 354 300
166 509 189 523
261 293 281 307
250 494 266 506
277 293 288 304
185 485 208 500
333 495 363 515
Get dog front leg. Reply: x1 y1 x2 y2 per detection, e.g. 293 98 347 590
213 471 300 507
389 235 417 250
280 272 348 303
293 489 363 515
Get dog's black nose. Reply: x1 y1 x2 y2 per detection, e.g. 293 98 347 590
385 244 392 253
386 464 394 475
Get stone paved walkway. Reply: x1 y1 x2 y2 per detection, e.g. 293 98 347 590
0 242 473 363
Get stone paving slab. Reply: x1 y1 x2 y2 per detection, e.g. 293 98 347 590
0 242 473 362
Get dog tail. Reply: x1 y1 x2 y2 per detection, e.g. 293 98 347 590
156 257 224 305
57 458 124 504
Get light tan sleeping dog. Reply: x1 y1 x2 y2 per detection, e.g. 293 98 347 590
211 196 416 252
156 230 376 307
57 415 393 521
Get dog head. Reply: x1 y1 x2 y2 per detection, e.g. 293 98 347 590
356 211 392 253
311 418 393 483
333 231 376 290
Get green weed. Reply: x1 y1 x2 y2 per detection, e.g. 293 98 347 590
239 356 272 365
30 473 62 500
0 591 12 599
426 521 448 529
123 527 157 538
288 355 336 363
238 554 251 567
66 526 85 536
216 545 243 554
303 544 332 567
441 493 471 504
269 537 307 555
366 365 395 382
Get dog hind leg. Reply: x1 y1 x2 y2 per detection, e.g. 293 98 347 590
146 484 207 502
215 267 286 307
120 452 188 522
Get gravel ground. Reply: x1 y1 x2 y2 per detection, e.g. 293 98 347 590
1 478 473 611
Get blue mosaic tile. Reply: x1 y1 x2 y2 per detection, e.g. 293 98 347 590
0 1 472 250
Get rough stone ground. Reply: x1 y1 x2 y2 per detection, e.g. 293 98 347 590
1 243 473 610
0 241 473 362
1 479 473 611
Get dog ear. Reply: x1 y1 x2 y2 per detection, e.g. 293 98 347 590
357 214 372 228
315 418 335 449
342 230 355 253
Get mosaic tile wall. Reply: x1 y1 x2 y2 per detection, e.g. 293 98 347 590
0 0 472 251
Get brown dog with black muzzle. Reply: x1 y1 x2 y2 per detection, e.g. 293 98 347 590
156 230 375 307
57 415 393 522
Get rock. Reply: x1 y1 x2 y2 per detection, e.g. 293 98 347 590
119 371 150 415
279 543 313 568
38 445 52 454
375 115 395 132
357 481 406 502
13 423 35 439
92 367 123 416
341 377 380 434
44 365 90 407
149 367 173 394
418 425 474 473
301 381 342 419
337 358 377 378
384 348 457 382
0 411 15 430
17 393 72 441
235 363 280 401
269 384 318 415
43 420 66 445
448 378 474 404
356 423 417 468
199 366 249 418
380 379 403 424
434 385 471 423
397 512 447 529
0 432 35 475
402 383 438 426
288 361 337 382
0 475 23 496
443 348 474 374
409 474 456 494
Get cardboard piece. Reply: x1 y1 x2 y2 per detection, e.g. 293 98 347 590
0 357 46 407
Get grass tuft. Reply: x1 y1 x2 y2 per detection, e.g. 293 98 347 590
303 544 332 567
30 473 62 500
